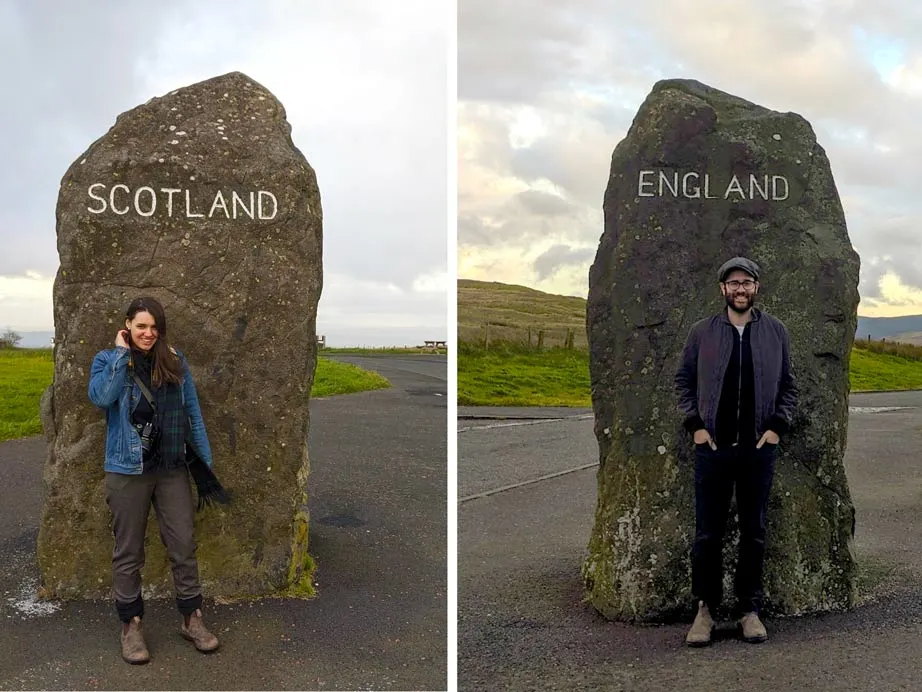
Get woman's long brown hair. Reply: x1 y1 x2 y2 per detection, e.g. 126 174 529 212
125 296 183 387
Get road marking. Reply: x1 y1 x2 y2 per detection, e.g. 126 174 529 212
460 407 917 501
459 462 599 503
460 407 915 434
458 414 593 433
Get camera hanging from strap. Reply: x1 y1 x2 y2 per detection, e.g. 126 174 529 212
130 356 231 509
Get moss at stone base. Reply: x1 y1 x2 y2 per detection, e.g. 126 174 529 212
206 554 317 603
277 554 317 598
584 445 858 621
282 476 314 598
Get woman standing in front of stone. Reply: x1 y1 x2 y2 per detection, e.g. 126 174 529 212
88 296 219 664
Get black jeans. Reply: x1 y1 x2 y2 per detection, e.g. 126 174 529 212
692 442 777 615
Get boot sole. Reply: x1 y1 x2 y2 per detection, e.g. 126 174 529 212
686 627 714 647
686 638 712 647
740 622 768 643
122 655 150 664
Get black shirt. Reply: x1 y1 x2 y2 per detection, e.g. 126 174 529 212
130 348 155 426
715 321 756 449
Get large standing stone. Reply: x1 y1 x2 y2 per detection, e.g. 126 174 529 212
583 79 860 621
39 71 322 599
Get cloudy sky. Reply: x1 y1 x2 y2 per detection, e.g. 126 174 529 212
1 0 447 347
459 0 922 317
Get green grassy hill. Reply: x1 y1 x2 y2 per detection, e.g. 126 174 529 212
458 279 922 406
458 279 587 348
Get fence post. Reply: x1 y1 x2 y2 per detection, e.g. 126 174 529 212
527 327 532 348
537 330 545 350
484 323 490 350
566 328 574 349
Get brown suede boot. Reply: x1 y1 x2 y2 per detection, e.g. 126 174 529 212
740 612 768 643
685 601 715 647
181 608 219 652
120 616 150 664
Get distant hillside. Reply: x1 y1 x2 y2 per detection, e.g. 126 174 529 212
856 316 922 342
458 279 586 348
887 331 922 346
459 279 922 346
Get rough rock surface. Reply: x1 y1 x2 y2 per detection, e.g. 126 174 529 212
583 79 860 621
39 71 323 599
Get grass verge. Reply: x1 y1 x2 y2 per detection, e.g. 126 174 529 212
311 357 390 397
322 347 446 356
849 345 922 392
458 343 590 407
458 339 922 407
0 349 389 443
0 348 54 442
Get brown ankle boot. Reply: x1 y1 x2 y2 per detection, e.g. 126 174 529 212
181 608 219 652
740 611 768 643
120 616 150 664
685 601 715 647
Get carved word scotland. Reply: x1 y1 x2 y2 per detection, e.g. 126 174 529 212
86 184 278 219
637 170 789 201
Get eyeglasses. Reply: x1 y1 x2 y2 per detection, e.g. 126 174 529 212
723 280 756 290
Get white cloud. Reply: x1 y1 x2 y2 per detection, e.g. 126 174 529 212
459 0 922 315
412 269 449 293
1 0 447 344
0 273 54 330
317 271 445 330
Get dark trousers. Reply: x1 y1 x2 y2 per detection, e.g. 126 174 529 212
105 469 203 622
692 442 776 615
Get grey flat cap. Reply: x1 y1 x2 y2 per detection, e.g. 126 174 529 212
717 256 761 282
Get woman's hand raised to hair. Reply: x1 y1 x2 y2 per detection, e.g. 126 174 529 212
115 330 129 349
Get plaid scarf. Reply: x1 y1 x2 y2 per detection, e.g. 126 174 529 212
131 349 231 511
185 438 232 511
130 349 187 472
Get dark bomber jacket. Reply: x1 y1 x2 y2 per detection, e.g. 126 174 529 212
674 307 798 446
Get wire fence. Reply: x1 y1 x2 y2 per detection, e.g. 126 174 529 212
457 327 920 357
458 322 587 351
854 336 922 362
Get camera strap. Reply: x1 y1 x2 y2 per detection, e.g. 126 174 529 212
132 372 157 411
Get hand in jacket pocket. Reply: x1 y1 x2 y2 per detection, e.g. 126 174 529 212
693 428 718 450
756 430 780 448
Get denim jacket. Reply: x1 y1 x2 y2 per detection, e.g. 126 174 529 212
88 346 213 474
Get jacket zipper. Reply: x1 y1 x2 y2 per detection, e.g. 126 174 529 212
734 328 742 447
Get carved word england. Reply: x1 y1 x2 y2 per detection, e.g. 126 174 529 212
637 170 790 201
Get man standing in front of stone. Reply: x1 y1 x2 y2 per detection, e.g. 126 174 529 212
675 257 798 647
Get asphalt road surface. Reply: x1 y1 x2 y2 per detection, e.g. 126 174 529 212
0 353 447 691
459 392 922 691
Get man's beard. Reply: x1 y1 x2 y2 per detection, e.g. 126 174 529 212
725 292 755 314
